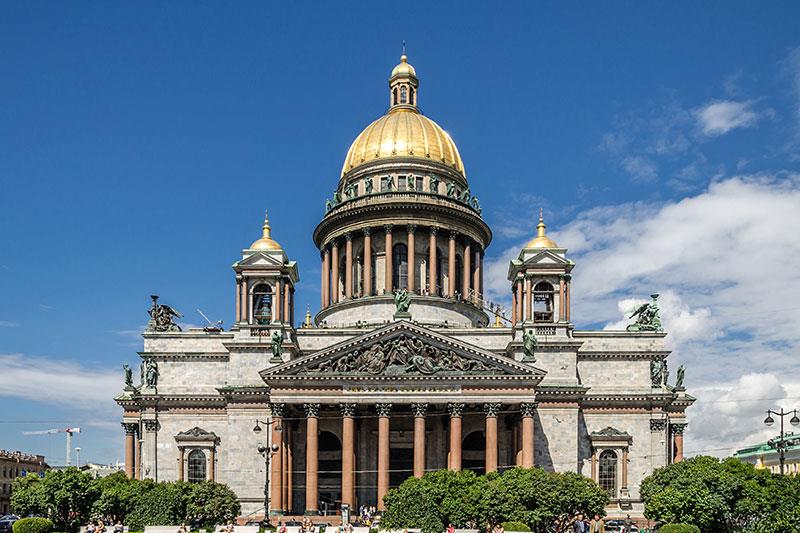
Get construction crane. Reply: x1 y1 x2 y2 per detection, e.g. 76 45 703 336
23 427 81 466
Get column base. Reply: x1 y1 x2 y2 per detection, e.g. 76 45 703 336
303 510 321 516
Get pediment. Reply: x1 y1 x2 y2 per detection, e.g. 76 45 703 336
521 249 568 266
261 321 545 383
235 251 287 268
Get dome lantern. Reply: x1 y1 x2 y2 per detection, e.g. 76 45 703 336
389 52 419 112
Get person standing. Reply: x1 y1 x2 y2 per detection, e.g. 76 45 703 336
572 514 587 533
589 515 604 533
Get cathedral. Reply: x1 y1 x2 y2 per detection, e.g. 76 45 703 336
116 54 694 521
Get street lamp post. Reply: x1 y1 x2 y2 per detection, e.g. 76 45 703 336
253 419 281 522
763 408 800 475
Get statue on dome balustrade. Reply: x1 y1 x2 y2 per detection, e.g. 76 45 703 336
365 177 374 194
446 180 456 197
429 176 440 193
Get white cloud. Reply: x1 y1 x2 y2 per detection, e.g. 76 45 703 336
0 320 20 328
0 353 121 413
695 100 760 136
621 156 659 183
484 174 800 455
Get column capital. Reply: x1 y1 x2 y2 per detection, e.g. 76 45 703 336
304 403 321 418
430 226 438 236
671 422 688 434
407 224 417 234
376 403 393 417
447 402 465 417
560 273 572 281
384 224 393 234
483 402 502 417
411 403 428 417
449 229 458 240
121 422 138 435
650 418 667 432
339 403 357 417
345 232 353 242
519 402 538 417
143 419 159 432
270 402 286 417
362 227 372 236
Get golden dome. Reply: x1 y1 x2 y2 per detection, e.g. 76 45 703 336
391 54 417 79
249 210 283 251
341 110 465 178
341 54 465 179
526 209 559 249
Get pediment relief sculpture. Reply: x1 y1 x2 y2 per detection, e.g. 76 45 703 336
303 334 503 376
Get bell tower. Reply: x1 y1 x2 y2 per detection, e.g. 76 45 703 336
232 211 300 358
507 210 574 333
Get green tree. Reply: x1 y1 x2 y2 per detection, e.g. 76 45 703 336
42 468 100 531
125 480 190 531
382 468 608 533
90 472 139 523
184 482 241 528
640 456 798 532
10 473 48 517
12 517 53 533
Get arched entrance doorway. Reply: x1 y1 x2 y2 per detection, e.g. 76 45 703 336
462 430 486 475
318 431 342 515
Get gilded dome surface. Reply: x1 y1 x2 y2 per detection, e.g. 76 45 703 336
341 109 465 178
526 211 559 249
249 211 283 251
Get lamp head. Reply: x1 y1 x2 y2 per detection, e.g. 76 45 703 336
765 415 775 427
253 421 262 434
790 414 800 427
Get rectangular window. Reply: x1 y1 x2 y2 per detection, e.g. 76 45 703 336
398 176 407 190
380 177 390 192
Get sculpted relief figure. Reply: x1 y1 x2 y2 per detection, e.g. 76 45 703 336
307 334 497 376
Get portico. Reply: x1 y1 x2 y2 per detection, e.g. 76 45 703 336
260 321 543 514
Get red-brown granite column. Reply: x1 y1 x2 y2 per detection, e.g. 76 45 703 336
275 280 282 323
565 274 571 322
520 403 535 468
322 248 330 308
178 447 184 482
525 275 533 322
270 403 284 514
559 275 566 321
511 287 517 326
448 403 463 471
331 241 340 304
340 404 356 509
345 233 353 299
474 248 482 301
376 403 392 509
384 226 393 294
305 403 320 514
484 403 500 472
363 229 373 296
407 225 416 293
123 424 136 479
448 231 457 298
235 277 242 323
463 240 472 300
516 279 523 325
284 283 291 325
429 228 438 295
412 403 427 477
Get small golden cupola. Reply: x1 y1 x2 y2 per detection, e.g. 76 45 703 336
526 209 559 249
389 52 419 111
249 210 283 251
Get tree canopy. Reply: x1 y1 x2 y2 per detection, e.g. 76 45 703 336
381 468 608 533
640 456 800 532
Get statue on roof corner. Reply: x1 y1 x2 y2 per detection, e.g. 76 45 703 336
146 295 182 332
626 293 662 332
270 330 284 363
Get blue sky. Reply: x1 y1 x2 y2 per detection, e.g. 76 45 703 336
2 2 800 465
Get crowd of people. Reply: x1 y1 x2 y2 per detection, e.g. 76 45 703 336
84 520 124 533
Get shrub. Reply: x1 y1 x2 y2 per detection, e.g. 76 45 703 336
501 521 530 532
659 525 700 533
13 517 54 533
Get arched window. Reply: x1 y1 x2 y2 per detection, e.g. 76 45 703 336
392 87 398 106
253 284 272 325
533 281 555 322
598 450 617 496
187 449 207 483
409 87 415 105
393 243 408 290
339 255 347 300
400 86 408 104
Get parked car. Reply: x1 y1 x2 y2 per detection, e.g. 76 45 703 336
0 515 20 533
